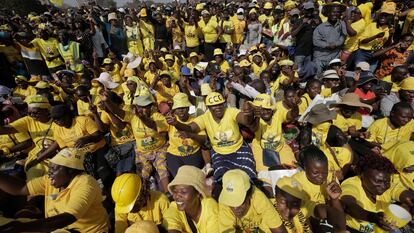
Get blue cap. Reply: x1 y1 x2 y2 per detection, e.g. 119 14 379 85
181 66 191 76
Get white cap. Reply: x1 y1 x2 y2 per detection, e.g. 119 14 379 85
237 8 245 14
108 12 117 21
94 72 119 89
329 58 342 65
117 8 125 13
356 62 370 71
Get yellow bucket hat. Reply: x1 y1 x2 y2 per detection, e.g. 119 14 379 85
50 148 84 170
172 92 192 110
213 48 223 56
276 176 310 201
399 77 414 91
264 2 273 9
205 92 225 106
252 93 275 110
168 165 206 197
219 169 251 207
25 95 51 109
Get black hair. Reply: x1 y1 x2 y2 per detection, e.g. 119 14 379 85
107 91 123 105
298 145 328 168
75 85 90 95
305 79 321 89
390 102 413 114
354 154 397 175
283 86 298 97
326 125 348 147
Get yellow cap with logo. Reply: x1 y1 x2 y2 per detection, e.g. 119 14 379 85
219 169 251 207
205 92 225 106
172 92 192 110
252 93 275 110
50 148 84 171
276 176 310 201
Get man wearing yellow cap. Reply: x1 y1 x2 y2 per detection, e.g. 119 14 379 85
31 29 65 74
259 2 275 28
381 77 414 117
12 75 36 100
0 148 108 232
166 92 257 189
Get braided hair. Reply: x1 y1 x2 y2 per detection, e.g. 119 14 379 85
298 145 328 169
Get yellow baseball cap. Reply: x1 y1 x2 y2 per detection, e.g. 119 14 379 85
252 93 275 110
29 76 42 83
276 176 309 201
196 3 204 11
189 52 200 59
15 75 28 82
284 0 297 10
165 54 174 61
205 92 225 106
249 8 257 14
50 148 84 170
140 8 148 17
399 77 414 91
172 92 192 110
278 59 294 66
124 68 136 77
200 83 212 96
219 169 251 207
160 47 168 53
25 95 51 109
102 58 113 65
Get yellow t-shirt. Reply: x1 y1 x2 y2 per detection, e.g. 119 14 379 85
0 132 31 158
167 117 205 156
51 116 105 154
358 2 374 25
198 18 219 43
344 19 366 52
232 19 246 44
367 118 414 151
271 198 315 233
358 22 389 51
10 116 55 164
320 87 332 97
251 62 268 78
259 14 274 27
155 83 180 104
219 187 284 233
115 190 170 233
162 197 219 233
321 146 352 173
124 112 168 153
31 37 64 68
219 20 234 43
382 75 399 92
333 112 363 132
292 171 327 204
298 93 312 115
139 20 155 39
184 23 201 48
341 175 406 233
101 110 135 146
76 100 92 117
12 86 37 100
193 108 243 154
144 70 160 85
27 173 108 232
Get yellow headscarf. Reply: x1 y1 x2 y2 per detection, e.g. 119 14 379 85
383 141 414 190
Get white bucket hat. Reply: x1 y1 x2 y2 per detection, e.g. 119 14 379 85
94 72 119 89
122 52 142 69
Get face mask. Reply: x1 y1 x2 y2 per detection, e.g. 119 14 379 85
237 15 244 20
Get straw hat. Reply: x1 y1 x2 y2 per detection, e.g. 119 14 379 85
172 92 192 110
304 104 337 125
330 93 373 112
168 166 206 197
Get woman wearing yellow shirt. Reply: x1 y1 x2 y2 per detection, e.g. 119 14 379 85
198 10 219 61
163 166 219 233
0 95 54 180
166 92 256 187
103 93 170 193
0 148 108 233
366 102 414 152
218 169 287 233
298 79 322 115
340 155 414 233
152 71 180 111
250 94 298 172
353 13 391 69
270 60 298 95
125 15 144 57
12 75 36 100
251 53 268 78
112 173 170 233
122 75 151 107
166 93 208 177
211 48 230 74
144 60 161 85
184 16 202 53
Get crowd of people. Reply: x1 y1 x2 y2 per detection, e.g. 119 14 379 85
0 0 413 232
